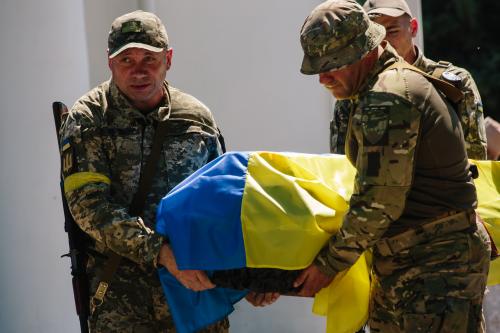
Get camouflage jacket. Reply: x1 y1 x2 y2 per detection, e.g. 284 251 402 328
60 80 223 286
413 47 487 159
316 44 477 276
330 45 487 159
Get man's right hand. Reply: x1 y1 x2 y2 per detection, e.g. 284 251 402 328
293 264 333 297
245 291 280 307
157 243 215 291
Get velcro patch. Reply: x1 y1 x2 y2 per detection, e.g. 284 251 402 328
361 105 389 146
61 138 76 177
121 21 143 33
366 152 381 177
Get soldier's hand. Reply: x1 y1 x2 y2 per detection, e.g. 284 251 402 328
175 270 216 291
245 291 280 307
293 264 333 297
157 243 215 291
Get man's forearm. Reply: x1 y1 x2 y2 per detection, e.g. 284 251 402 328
67 183 164 266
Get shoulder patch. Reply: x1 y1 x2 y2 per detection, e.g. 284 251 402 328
441 71 462 88
61 138 76 177
361 105 389 146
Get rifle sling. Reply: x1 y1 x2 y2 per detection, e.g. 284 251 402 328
129 118 168 217
91 90 171 313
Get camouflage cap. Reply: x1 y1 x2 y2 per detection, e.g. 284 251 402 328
300 0 385 75
108 10 169 58
363 0 413 18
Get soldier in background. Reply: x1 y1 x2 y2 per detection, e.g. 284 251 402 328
60 10 275 333
295 1 491 331
330 0 488 161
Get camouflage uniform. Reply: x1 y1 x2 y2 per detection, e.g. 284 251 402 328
300 1 491 331
60 80 228 333
412 47 488 160
330 41 487 159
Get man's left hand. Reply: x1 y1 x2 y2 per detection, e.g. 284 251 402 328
157 243 215 291
293 264 334 297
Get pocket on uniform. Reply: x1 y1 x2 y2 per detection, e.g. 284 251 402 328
403 313 442 333
99 127 142 160
113 130 142 154
438 298 472 333
356 146 385 185
163 132 210 185
409 234 470 268
106 128 143 182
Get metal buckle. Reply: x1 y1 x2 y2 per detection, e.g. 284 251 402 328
90 282 108 314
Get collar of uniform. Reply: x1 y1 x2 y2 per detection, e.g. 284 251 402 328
412 45 433 73
412 45 424 68
356 41 400 97
108 80 171 122
157 81 171 122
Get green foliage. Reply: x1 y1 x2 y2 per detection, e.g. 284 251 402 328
422 0 500 120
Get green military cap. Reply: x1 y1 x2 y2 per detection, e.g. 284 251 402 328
300 0 386 75
363 0 413 18
108 10 169 58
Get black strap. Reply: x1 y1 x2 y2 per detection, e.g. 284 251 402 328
92 89 172 314
129 84 171 216
129 120 168 216
217 127 227 154
90 252 121 313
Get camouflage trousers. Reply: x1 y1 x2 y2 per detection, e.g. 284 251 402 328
88 261 229 333
369 214 491 333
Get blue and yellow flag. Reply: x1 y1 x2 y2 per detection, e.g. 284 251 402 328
156 152 500 333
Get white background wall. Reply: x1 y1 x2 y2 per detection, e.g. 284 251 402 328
0 0 421 332
0 1 90 332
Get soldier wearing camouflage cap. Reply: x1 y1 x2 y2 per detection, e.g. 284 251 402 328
295 1 491 332
331 0 488 161
59 10 276 332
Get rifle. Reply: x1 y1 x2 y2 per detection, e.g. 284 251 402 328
52 101 90 333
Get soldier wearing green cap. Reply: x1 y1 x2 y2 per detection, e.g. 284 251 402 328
295 1 491 332
59 10 277 332
331 0 488 161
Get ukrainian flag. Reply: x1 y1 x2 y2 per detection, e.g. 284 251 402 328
473 160 500 285
156 152 500 333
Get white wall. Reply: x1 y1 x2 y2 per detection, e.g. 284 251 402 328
408 0 424 50
0 0 421 332
156 0 331 153
0 0 89 332
83 0 138 88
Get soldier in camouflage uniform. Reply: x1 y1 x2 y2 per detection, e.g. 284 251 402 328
60 10 276 333
295 1 491 332
330 0 488 160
